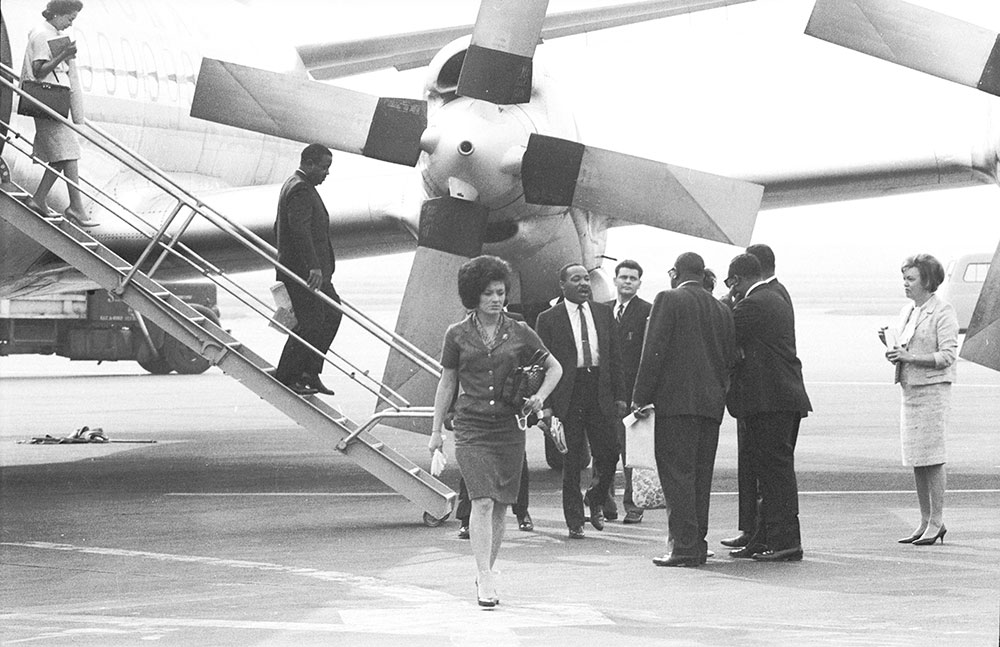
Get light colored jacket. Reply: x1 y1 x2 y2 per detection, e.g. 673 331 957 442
895 294 959 386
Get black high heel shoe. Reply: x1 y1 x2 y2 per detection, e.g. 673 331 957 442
897 527 927 544
912 525 947 546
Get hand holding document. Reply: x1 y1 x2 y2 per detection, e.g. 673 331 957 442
430 448 447 477
624 404 656 470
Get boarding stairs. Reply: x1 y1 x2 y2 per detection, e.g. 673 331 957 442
0 65 455 524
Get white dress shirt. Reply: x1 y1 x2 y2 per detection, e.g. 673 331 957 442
565 300 600 367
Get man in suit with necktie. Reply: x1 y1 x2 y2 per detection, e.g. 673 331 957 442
632 252 735 567
536 263 627 539
724 253 811 562
274 143 342 396
721 243 793 549
604 259 652 524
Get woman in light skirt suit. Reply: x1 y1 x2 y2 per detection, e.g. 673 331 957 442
885 254 958 546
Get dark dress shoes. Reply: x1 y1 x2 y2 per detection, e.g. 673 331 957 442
303 374 335 396
720 531 751 548
589 505 605 531
652 554 701 567
752 546 804 562
517 514 534 532
568 526 585 539
286 380 317 396
458 524 470 540
622 510 644 524
729 544 765 559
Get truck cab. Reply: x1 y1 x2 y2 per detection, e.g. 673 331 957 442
938 253 992 334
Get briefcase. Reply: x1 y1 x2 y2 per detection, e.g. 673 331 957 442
17 79 71 120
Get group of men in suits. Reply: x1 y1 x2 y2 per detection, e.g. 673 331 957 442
537 246 809 565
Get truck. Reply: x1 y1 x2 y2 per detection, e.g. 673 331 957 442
0 280 220 374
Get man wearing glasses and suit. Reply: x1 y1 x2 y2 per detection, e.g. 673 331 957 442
536 263 627 539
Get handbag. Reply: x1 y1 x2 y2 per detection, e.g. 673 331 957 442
631 467 665 509
623 407 656 470
17 79 71 120
500 348 549 406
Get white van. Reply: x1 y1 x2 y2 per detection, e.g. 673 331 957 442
938 253 993 333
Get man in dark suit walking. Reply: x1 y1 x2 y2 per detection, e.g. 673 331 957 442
536 263 627 539
274 143 342 396
605 259 652 524
724 253 811 562
721 243 793 549
632 252 735 567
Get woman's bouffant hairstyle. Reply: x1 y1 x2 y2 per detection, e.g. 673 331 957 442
43 0 83 20
457 255 512 310
901 253 945 293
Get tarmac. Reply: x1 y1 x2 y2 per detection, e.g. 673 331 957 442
1 305 999 646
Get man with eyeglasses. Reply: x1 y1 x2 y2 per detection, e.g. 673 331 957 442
536 263 627 539
723 253 811 562
632 253 735 567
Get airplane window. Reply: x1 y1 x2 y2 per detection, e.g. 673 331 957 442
121 39 138 98
97 33 116 95
71 29 92 92
963 263 990 282
141 43 159 101
161 49 179 103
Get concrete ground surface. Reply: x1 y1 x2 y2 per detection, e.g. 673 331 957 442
2 304 999 646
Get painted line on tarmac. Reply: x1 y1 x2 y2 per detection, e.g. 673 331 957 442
164 492 404 497
1 601 611 637
807 380 1000 388
0 541 448 603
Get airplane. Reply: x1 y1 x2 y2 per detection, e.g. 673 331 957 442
1 0 997 403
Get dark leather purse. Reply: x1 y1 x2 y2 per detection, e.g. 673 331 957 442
17 79 71 120
501 348 549 406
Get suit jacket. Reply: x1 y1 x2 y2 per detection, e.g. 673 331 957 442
727 283 812 419
274 170 335 282
536 300 625 419
632 283 735 422
606 296 652 403
895 294 959 386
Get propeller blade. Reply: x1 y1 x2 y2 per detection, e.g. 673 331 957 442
959 242 1000 372
457 0 550 104
521 134 763 246
191 58 426 166
380 197 490 419
805 0 1000 97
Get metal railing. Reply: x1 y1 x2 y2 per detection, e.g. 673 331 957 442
0 61 442 411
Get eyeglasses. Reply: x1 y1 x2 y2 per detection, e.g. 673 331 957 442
515 402 534 431
724 275 738 289
667 268 677 279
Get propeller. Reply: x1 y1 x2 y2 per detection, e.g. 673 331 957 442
805 0 1000 97
521 134 763 245
457 0 550 105
190 58 426 166
379 197 490 419
960 243 1000 372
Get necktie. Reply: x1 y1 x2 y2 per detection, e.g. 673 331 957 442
579 304 593 367
616 303 625 321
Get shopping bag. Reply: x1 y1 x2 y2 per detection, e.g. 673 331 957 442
631 468 665 509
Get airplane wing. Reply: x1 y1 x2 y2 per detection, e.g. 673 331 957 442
298 0 755 80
